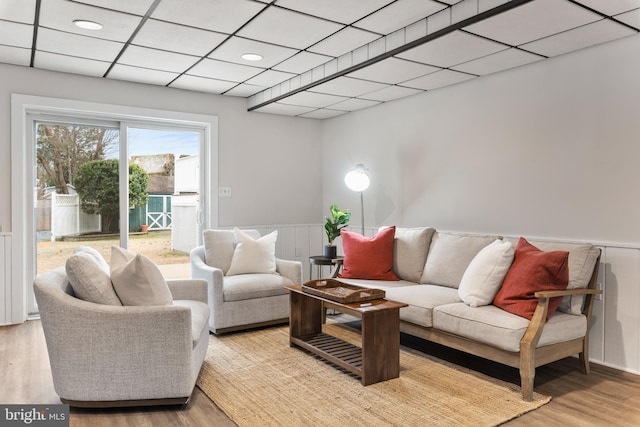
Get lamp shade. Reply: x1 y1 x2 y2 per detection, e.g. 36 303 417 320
344 164 370 192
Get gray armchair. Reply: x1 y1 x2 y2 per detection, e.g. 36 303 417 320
191 229 303 334
34 267 209 407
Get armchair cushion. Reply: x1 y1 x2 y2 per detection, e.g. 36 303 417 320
110 246 173 306
223 273 292 302
226 228 278 276
65 246 122 306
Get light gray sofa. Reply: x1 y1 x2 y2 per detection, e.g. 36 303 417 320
34 267 210 407
337 228 601 401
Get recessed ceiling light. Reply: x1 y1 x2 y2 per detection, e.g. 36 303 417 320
73 20 103 30
241 53 263 61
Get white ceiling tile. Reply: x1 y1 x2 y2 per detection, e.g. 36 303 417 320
348 57 439 84
279 91 348 108
37 28 123 62
360 85 423 102
169 75 237 94
397 30 507 67
465 0 602 46
133 19 227 56
272 51 332 74
152 0 264 34
107 64 179 85
118 45 200 73
521 19 636 57
308 27 380 57
576 0 640 16
400 69 475 90
451 48 543 75
354 0 446 35
188 58 264 82
224 83 266 97
0 21 32 48
0 0 36 23
328 98 381 111
244 70 296 86
237 7 344 50
276 0 393 24
209 36 298 68
0 45 31 66
311 77 388 97
299 109 348 119
615 9 640 29
254 103 317 116
40 0 142 42
34 51 110 76
72 0 155 15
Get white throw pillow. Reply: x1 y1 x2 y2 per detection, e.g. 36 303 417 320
110 246 173 306
458 239 515 307
226 228 278 276
66 246 122 305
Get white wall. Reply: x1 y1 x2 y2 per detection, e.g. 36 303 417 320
322 33 640 374
0 63 323 230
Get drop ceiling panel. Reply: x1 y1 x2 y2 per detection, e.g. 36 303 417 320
151 0 264 34
521 19 637 57
132 19 227 56
615 9 640 29
276 0 393 25
40 0 142 42
255 103 317 116
575 0 640 16
117 45 200 73
37 28 123 62
347 57 440 84
0 0 36 23
299 109 348 120
209 36 298 68
224 83 266 97
451 48 543 75
34 51 110 76
311 76 388 97
308 27 380 57
328 98 381 111
169 74 237 94
237 7 344 50
73 0 155 16
108 64 179 85
353 0 447 35
361 85 424 102
279 91 348 108
401 69 476 90
397 30 507 68
272 51 332 74
0 45 31 66
188 58 264 82
0 21 33 48
464 0 602 46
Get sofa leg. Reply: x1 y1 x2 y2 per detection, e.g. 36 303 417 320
519 364 535 402
579 351 590 375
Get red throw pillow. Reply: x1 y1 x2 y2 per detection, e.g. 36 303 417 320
339 226 399 281
493 237 569 321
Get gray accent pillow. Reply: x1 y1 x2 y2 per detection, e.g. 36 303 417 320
380 227 435 282
65 246 122 305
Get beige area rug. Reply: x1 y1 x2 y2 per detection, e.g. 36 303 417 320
196 323 550 427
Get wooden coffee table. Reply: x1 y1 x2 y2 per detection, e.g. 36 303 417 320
285 284 407 386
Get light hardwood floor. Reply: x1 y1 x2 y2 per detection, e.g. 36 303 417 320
2 319 639 426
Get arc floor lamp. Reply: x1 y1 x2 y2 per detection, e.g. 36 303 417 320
344 164 370 235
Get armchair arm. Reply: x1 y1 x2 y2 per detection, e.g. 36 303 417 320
276 258 303 285
190 246 225 306
167 278 208 304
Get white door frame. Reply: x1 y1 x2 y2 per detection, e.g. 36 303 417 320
10 94 218 323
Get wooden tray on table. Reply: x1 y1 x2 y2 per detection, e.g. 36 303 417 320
301 279 385 304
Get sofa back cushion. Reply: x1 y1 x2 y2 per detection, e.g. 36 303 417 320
379 226 435 282
421 232 500 288
203 229 261 274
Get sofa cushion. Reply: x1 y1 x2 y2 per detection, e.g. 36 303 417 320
524 239 599 315
223 273 292 302
339 226 398 280
203 229 261 274
421 232 499 288
110 246 173 306
493 238 569 321
173 300 209 346
380 226 435 283
335 278 418 291
433 303 587 352
458 239 514 307
385 285 461 328
227 228 278 276
65 246 122 306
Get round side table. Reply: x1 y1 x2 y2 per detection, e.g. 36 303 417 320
308 255 344 280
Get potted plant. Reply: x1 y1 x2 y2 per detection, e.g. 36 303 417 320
324 204 351 258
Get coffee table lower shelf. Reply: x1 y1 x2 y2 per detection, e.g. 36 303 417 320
290 333 363 377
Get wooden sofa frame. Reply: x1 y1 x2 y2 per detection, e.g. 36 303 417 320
399 251 602 401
